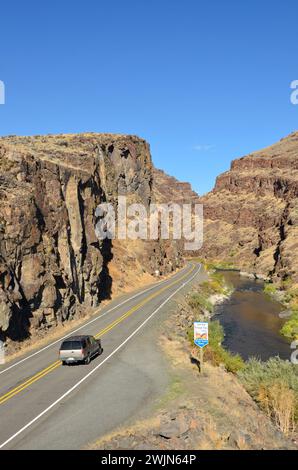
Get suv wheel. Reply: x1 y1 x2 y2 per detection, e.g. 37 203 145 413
85 354 91 365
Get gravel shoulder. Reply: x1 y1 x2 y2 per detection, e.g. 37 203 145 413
89 286 297 450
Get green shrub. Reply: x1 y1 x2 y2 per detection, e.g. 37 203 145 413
216 348 246 374
238 357 298 397
280 311 298 341
187 271 231 315
281 276 294 290
208 279 226 295
283 288 298 306
205 320 245 373
208 319 224 347
263 283 278 296
188 292 213 313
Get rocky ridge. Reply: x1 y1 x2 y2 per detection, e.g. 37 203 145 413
153 132 298 282
2 130 298 344
153 168 199 205
200 131 298 281
0 133 183 343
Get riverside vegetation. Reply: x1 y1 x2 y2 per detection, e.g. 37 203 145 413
186 261 298 433
186 271 245 374
188 269 298 438
91 269 297 450
264 280 298 341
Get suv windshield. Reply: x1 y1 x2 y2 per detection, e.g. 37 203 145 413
60 341 82 350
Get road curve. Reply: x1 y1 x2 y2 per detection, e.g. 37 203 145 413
0 262 204 450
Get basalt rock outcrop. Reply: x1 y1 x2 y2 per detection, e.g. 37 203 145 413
0 134 183 342
3 130 297 343
153 168 199 205
153 133 298 282
200 131 298 281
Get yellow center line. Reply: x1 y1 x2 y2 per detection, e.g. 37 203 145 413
0 361 61 406
94 270 194 338
0 264 196 406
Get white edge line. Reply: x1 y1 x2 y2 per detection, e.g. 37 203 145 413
0 264 191 376
0 263 201 450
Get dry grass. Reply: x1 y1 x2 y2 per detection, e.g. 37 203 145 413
238 357 298 437
258 382 296 435
198 418 226 450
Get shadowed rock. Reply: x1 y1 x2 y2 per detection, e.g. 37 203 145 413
0 133 183 343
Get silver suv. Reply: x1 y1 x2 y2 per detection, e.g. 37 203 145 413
59 335 102 365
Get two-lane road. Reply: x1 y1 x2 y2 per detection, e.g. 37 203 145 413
0 262 204 450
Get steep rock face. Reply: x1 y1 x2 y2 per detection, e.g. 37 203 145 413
0 134 183 342
200 132 298 280
153 168 199 204
152 168 201 256
152 133 298 281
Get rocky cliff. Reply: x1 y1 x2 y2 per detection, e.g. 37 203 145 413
153 168 199 205
200 131 298 281
0 134 183 343
153 133 298 282
3 130 297 344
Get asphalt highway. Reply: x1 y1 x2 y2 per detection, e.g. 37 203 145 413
0 262 204 449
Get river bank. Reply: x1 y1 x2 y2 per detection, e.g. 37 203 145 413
263 281 298 343
204 258 298 344
90 271 297 450
213 270 291 361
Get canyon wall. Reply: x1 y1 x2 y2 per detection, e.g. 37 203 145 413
2 130 297 344
153 132 298 283
200 131 298 281
0 134 183 342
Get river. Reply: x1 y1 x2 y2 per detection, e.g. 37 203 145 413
213 271 291 361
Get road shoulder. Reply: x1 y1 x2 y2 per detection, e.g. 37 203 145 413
89 283 296 451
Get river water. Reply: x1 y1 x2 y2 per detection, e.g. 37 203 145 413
213 271 291 361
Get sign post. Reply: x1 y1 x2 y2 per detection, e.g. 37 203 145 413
194 322 209 373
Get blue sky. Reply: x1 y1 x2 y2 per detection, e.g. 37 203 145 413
0 0 297 194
